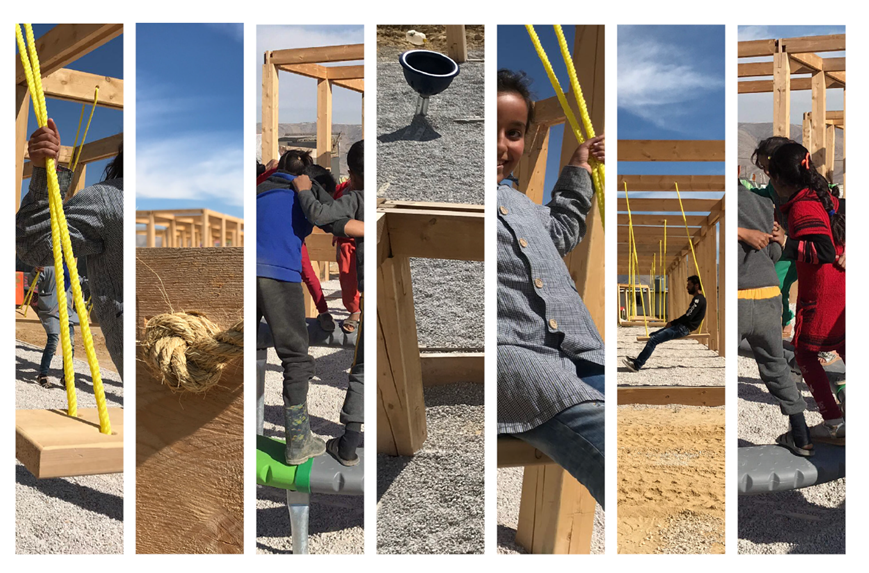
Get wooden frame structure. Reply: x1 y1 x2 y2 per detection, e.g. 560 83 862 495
136 209 244 248
261 43 364 167
738 34 845 184
618 140 726 356
15 24 124 212
497 26 604 554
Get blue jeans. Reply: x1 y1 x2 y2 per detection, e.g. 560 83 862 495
633 324 690 369
40 326 75 376
510 392 605 509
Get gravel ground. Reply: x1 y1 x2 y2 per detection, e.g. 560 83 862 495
738 339 845 554
617 325 725 385
257 280 364 554
497 467 604 554
377 382 484 554
377 47 484 350
16 340 123 554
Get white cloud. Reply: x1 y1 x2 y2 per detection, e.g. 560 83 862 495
206 23 243 43
618 36 723 130
137 134 244 206
738 26 774 42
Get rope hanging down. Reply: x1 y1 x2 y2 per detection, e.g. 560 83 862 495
69 86 99 173
675 182 706 333
623 182 648 336
525 25 605 227
20 270 39 316
16 24 111 434
141 312 243 393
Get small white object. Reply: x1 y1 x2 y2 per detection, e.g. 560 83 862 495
406 30 427 46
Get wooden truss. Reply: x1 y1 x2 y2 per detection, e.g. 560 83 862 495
135 209 244 248
618 140 726 357
261 43 364 167
738 34 845 184
15 24 124 211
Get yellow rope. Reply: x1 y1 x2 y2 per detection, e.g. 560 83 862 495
17 24 111 434
663 220 667 320
624 182 648 336
70 86 99 173
651 254 655 320
20 270 40 316
525 25 605 227
675 182 706 333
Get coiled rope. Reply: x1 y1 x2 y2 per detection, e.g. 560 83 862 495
140 312 243 393
16 24 111 433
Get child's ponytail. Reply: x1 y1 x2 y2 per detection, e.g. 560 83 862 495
768 143 845 245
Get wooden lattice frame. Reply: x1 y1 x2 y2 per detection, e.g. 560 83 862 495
135 209 244 248
15 24 124 211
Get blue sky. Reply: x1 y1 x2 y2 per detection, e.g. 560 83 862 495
738 25 845 124
256 25 363 142
498 25 580 199
18 24 123 202
137 24 244 219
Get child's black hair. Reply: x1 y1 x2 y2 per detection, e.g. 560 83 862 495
279 149 313 175
687 275 701 289
102 143 123 181
768 142 845 245
347 140 364 178
498 69 534 127
304 164 337 196
256 161 265 177
751 136 792 170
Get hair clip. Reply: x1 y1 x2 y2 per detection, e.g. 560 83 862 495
829 209 836 217
800 152 811 169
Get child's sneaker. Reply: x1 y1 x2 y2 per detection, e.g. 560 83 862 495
622 357 639 372
809 418 845 445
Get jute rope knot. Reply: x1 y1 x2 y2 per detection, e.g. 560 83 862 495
141 311 244 393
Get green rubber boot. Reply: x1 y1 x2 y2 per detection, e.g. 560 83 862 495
284 403 326 465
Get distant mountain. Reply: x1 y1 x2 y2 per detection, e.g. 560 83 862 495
255 123 362 177
738 122 844 186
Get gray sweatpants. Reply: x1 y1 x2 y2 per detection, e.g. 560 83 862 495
738 295 806 415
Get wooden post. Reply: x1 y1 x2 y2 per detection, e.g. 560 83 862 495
220 216 227 247
136 248 243 554
515 26 603 555
262 60 279 163
147 212 156 248
16 85 30 212
825 123 836 182
316 79 333 168
699 229 718 352
67 163 87 200
518 125 549 204
718 213 726 357
773 50 790 137
377 254 427 456
202 211 211 247
811 71 827 177
169 218 177 248
802 112 812 153
445 25 468 64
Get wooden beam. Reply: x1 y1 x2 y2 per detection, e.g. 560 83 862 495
803 112 812 153
332 78 364 93
619 140 725 162
773 50 791 137
316 79 332 168
382 203 484 262
617 385 725 406
533 94 566 126
17 408 124 478
779 34 845 54
498 436 553 467
738 39 777 58
617 198 720 214
420 353 484 386
445 25 468 64
517 125 549 204
618 214 707 227
719 211 726 357
262 63 279 163
15 24 123 85
617 174 724 192
739 74 844 94
41 68 123 109
277 62 328 80
788 52 824 73
136 248 243 554
326 65 365 80
268 44 364 66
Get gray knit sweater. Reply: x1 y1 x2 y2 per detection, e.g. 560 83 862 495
738 186 782 291
17 167 124 378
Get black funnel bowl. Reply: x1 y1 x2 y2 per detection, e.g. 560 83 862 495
399 50 460 98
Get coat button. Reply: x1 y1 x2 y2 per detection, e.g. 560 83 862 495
499 205 509 215
549 318 558 329
519 238 528 248
534 278 544 288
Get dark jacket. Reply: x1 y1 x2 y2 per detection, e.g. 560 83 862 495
738 187 782 290
672 293 706 332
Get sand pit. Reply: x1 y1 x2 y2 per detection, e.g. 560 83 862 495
618 404 725 554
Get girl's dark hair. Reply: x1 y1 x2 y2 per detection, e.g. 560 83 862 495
278 149 313 175
498 69 534 127
751 136 792 170
102 143 123 181
304 164 337 196
768 142 844 244
256 161 265 177
347 140 363 177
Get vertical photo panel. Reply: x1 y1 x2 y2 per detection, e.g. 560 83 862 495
496 24 605 555
376 25 485 554
15 23 125 554
135 23 244 554
737 26 845 554
617 24 725 554
256 24 365 555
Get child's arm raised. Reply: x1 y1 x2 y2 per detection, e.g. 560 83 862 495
541 134 604 257
292 174 363 228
